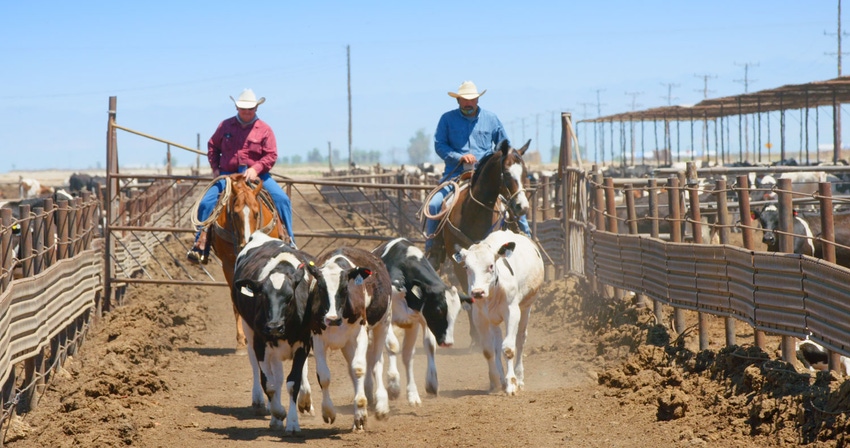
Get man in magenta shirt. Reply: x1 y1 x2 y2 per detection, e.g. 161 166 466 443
188 89 295 262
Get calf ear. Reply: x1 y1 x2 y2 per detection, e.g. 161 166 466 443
452 248 467 264
348 267 372 285
234 278 261 298
497 242 516 257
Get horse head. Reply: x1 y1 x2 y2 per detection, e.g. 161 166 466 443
226 175 266 249
496 139 531 218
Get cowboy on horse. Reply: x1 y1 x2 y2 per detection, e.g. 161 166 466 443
189 88 296 263
423 81 531 266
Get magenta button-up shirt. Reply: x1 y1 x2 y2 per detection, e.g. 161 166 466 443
207 116 278 175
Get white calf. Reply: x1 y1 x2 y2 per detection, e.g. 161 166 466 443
453 230 544 396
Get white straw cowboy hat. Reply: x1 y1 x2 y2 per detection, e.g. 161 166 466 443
448 81 486 100
230 88 266 109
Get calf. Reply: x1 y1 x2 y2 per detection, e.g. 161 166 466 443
311 246 392 431
373 237 468 405
453 230 544 396
796 338 850 375
231 231 324 434
753 203 816 256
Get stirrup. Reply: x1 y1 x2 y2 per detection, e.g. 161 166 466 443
187 248 208 264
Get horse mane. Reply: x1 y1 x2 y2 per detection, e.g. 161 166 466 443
471 151 498 186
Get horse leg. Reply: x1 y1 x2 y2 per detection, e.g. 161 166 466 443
233 303 247 353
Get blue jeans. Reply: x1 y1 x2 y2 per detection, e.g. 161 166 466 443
424 184 530 251
196 170 295 245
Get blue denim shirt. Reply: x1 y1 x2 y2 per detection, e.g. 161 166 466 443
434 108 509 182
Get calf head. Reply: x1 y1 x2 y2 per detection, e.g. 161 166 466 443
405 280 466 347
234 260 309 339
316 254 373 327
454 241 517 301
753 204 781 251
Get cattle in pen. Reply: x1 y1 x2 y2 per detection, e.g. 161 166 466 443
453 230 544 396
231 231 323 434
752 203 850 268
373 237 469 405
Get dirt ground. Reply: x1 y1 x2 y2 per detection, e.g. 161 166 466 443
2 234 850 448
3 172 850 447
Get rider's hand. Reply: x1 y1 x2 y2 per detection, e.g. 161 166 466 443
244 167 259 182
460 154 477 165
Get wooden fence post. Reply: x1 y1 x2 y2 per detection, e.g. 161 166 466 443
648 178 664 325
736 175 765 349
817 182 842 373
668 176 686 334
777 177 796 364
715 179 736 347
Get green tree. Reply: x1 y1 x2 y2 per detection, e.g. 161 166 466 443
407 129 432 164
307 148 324 163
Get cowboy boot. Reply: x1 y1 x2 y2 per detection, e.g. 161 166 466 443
187 229 209 264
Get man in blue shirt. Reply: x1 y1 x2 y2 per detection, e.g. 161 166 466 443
424 81 531 257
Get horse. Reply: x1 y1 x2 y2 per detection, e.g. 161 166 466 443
428 139 532 292
205 174 288 351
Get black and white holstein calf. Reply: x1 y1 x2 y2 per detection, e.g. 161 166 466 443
231 231 324 434
311 246 392 431
373 237 469 405
753 203 850 267
453 230 544 396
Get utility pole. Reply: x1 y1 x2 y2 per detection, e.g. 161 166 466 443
595 89 607 164
347 45 353 170
660 82 679 165
625 91 643 166
826 0 848 162
734 62 758 160
578 103 594 162
695 73 717 161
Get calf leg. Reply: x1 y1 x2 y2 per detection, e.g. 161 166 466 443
284 347 309 435
473 305 502 392
244 324 268 415
401 324 422 405
423 326 438 396
343 327 370 431
312 336 336 424
366 322 390 420
513 306 532 391
385 325 402 400
296 358 313 415
263 350 287 430
502 303 522 396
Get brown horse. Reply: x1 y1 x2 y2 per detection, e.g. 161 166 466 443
429 139 532 292
208 174 287 351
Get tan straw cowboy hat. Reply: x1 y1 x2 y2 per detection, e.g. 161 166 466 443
230 89 266 109
448 81 486 100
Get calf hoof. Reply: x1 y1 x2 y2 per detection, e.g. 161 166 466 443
252 402 269 416
322 407 336 424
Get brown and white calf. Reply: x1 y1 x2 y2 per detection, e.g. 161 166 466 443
453 230 544 396
373 237 469 405
311 246 392 431
232 231 324 434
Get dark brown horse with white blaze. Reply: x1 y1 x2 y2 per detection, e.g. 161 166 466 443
429 139 532 294
209 174 288 351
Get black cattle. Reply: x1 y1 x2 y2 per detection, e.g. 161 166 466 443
68 173 105 197
231 231 324 434
753 203 850 267
373 237 470 404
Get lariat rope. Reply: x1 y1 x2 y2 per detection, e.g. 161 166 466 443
190 175 232 228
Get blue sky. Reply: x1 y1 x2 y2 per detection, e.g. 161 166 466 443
1 1 842 171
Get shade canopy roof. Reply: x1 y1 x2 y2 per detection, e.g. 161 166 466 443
579 76 850 123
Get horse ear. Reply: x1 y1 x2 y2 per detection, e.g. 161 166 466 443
497 139 511 156
517 139 532 156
